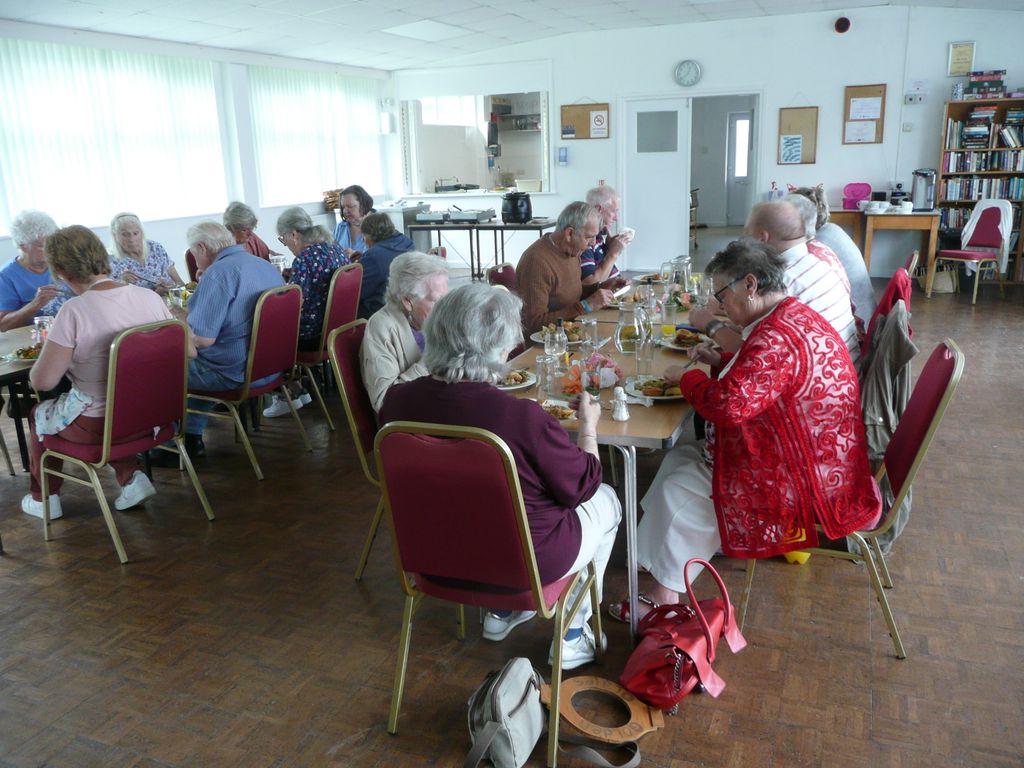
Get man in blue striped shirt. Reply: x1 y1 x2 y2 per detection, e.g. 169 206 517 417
179 222 283 456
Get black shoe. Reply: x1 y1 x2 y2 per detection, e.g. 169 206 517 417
147 448 181 468
184 434 206 458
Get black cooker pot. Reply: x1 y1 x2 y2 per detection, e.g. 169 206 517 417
501 192 532 224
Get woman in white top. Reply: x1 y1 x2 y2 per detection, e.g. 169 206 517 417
23 225 172 520
361 251 449 412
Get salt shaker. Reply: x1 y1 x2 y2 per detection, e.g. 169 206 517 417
612 386 630 422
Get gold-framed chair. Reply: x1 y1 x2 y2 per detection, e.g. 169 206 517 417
737 339 964 659
40 319 214 563
375 421 602 767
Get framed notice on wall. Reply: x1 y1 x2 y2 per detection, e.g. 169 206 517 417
560 103 610 140
947 41 975 77
777 106 818 164
843 84 886 145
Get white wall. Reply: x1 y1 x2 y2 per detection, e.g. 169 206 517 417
691 94 758 227
399 5 1024 276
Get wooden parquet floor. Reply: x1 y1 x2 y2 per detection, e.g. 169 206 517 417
1 282 1022 767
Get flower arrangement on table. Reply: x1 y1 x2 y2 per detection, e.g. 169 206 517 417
560 352 626 396
670 287 693 311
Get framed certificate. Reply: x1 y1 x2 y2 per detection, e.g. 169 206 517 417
947 41 975 77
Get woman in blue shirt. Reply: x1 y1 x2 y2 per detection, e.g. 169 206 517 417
333 184 373 260
0 210 67 331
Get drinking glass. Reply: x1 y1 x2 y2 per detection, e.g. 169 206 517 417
32 315 54 344
535 355 558 403
544 327 568 357
579 317 599 347
270 255 288 273
689 272 706 307
660 261 675 284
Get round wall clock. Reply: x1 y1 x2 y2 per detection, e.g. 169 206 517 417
674 60 702 87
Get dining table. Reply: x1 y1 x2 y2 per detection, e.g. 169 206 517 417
508 309 704 639
0 326 41 471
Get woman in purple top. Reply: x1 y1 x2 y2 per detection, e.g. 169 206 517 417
379 283 621 671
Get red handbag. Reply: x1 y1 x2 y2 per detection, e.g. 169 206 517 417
619 558 747 711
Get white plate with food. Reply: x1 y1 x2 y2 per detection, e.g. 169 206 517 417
540 399 579 423
625 377 687 401
656 328 709 352
2 343 42 363
497 369 536 392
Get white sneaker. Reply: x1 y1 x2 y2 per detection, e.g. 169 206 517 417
297 392 313 407
114 470 157 511
262 393 307 418
549 624 607 670
482 610 537 641
21 494 63 520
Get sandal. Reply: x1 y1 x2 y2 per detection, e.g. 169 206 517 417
607 593 659 624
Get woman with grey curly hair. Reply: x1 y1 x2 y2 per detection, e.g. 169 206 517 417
222 201 280 261
360 251 448 412
380 283 622 671
0 209 68 331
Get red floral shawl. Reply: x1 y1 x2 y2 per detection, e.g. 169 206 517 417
679 297 881 558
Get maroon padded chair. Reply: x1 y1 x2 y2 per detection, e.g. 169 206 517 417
40 320 214 563
931 204 1007 305
485 262 517 292
188 284 311 481
327 320 380 580
185 249 199 283
738 339 964 659
374 421 601 765
295 263 362 431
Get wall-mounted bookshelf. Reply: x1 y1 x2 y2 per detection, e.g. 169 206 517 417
939 98 1024 282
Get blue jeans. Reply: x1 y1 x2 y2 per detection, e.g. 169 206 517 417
185 357 276 435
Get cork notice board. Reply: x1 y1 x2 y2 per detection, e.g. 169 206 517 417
778 106 818 164
560 102 610 140
843 84 886 145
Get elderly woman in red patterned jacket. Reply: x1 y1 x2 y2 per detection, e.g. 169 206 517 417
611 238 881 622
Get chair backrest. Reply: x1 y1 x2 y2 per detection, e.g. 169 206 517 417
375 422 544 605
903 250 919 274
328 320 377 485
243 284 302 392
103 319 188 462
862 267 913 358
185 249 198 282
317 263 362 350
875 339 964 532
486 262 517 291
964 206 1003 250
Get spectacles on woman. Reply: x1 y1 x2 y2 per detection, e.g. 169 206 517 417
713 277 743 304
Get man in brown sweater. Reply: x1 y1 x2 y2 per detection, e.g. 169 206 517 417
516 202 618 334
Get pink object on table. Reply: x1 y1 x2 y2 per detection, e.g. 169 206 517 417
842 183 872 210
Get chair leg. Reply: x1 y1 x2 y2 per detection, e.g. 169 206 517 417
606 445 618 487
41 454 54 543
84 464 129 564
354 497 384 580
548 589 570 768
738 559 756 633
0 430 14 476
174 436 215 521
388 594 417 734
455 604 465 641
850 532 906 659
302 364 335 431
868 535 894 589
972 267 981 305
220 402 264 481
280 385 313 453
587 561 604 662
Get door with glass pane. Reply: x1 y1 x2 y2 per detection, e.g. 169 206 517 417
726 110 753 226
623 98 691 270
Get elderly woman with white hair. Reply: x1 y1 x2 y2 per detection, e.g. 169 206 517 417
108 212 184 295
0 209 68 331
379 283 622 670
223 201 279 261
360 251 449 412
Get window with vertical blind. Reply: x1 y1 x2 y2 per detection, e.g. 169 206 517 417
247 66 383 207
0 37 227 235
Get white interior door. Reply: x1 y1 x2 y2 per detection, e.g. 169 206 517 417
623 97 691 271
726 110 753 226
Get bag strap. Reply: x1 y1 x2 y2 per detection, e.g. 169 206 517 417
559 734 641 768
464 721 502 768
683 558 747 657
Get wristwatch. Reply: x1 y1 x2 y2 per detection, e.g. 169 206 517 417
704 319 725 337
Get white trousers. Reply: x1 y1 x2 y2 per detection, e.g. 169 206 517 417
560 483 621 629
637 443 720 593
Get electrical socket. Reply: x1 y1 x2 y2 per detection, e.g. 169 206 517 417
902 122 913 132
904 93 924 105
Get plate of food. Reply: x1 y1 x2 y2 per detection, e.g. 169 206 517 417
540 400 579 423
529 320 587 346
497 368 536 392
657 327 708 352
3 342 43 363
625 377 686 401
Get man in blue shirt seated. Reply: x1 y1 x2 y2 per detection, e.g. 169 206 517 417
579 186 634 286
167 221 283 459
0 210 70 331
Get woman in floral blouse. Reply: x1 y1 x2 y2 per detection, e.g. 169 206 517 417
264 207 348 418
109 212 185 295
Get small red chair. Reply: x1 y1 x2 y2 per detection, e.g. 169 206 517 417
188 284 311 481
327 320 381 580
375 422 602 767
737 339 964 659
929 202 1009 304
185 249 199 283
295 263 362 431
485 262 517 292
40 320 214 563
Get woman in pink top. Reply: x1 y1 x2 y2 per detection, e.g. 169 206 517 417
22 226 173 521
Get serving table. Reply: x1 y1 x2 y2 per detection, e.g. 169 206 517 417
0 327 40 470
508 320 701 639
407 218 556 280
